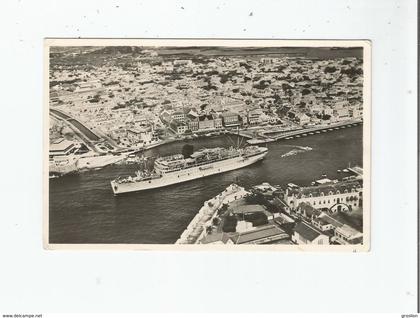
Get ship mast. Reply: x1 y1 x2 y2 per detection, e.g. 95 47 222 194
236 126 239 149
235 126 245 149
225 126 245 149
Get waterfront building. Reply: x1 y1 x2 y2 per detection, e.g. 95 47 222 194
221 112 240 128
334 108 350 120
187 114 199 131
284 180 363 213
198 114 215 130
291 222 330 245
247 108 264 126
350 104 363 118
296 113 311 126
49 139 78 158
214 115 223 129
323 106 334 116
239 114 248 126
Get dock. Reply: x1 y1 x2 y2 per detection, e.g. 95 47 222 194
348 165 363 176
175 184 249 244
246 137 275 145
264 120 363 142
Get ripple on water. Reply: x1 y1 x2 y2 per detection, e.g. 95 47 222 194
49 126 363 244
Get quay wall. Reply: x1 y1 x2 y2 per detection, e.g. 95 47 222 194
175 184 249 244
264 119 363 141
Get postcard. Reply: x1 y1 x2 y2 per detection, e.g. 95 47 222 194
44 39 371 251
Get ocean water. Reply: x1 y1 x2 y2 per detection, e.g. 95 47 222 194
49 126 363 244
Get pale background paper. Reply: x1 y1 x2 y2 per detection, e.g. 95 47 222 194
0 0 417 313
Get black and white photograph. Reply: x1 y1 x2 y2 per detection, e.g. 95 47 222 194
45 39 370 249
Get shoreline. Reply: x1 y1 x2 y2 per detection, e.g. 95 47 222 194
49 124 364 244
51 106 362 154
175 184 249 244
50 120 362 177
128 119 363 154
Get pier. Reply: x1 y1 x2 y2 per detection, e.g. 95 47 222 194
348 165 363 176
262 120 363 142
237 120 363 145
175 184 249 244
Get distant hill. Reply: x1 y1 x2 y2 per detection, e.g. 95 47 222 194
50 45 363 59
49 46 102 55
87 46 145 55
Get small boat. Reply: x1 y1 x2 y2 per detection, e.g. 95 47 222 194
321 173 327 178
337 169 342 173
343 168 349 173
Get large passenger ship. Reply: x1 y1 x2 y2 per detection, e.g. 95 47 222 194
110 145 268 194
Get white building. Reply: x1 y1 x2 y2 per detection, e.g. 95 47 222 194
284 180 363 213
334 224 363 245
49 139 78 158
235 220 255 233
292 222 330 245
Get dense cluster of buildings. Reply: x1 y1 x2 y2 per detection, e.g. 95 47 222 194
198 172 364 246
49 47 364 149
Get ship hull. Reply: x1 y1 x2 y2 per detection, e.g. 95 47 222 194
111 150 267 195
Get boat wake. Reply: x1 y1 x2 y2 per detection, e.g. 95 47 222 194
281 146 313 158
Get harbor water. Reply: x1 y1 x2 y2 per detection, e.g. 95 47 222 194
49 126 363 244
